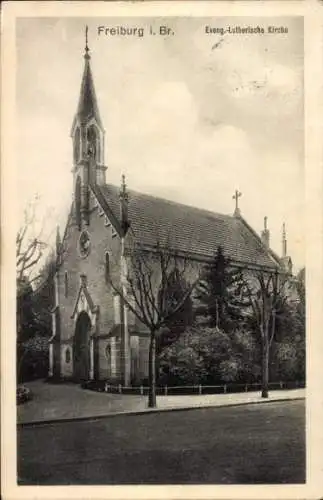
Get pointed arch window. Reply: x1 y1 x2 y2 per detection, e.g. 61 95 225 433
105 251 110 283
87 125 100 162
113 294 121 325
75 176 81 230
73 127 81 164
65 348 71 364
64 271 68 298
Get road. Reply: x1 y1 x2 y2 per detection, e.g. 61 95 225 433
17 399 305 484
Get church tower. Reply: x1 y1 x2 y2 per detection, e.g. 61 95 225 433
71 27 106 228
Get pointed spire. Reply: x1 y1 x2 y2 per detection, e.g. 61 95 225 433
282 222 287 258
56 225 62 261
261 216 270 248
120 174 129 202
281 223 292 274
281 222 293 274
84 25 90 59
75 26 102 127
119 174 130 235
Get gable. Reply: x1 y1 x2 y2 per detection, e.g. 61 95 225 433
90 183 121 237
72 285 95 320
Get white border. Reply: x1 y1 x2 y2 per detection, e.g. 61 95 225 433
2 1 323 499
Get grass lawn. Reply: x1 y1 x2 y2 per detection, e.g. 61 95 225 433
17 399 305 484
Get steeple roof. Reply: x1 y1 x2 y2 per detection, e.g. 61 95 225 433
73 48 103 129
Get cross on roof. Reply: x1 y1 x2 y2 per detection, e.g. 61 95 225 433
232 190 242 215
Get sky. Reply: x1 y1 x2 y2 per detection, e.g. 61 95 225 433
16 16 304 270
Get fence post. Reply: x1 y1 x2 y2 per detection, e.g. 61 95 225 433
140 385 143 396
118 384 122 394
199 384 202 395
224 384 227 394
164 385 168 396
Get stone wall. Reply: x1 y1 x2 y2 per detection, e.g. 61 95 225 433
56 190 122 379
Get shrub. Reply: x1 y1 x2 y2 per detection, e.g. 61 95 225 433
158 325 260 386
17 335 49 382
17 384 32 405
81 380 107 392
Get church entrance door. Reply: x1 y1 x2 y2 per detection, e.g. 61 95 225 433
73 311 91 382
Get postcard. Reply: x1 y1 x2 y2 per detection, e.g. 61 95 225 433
1 1 323 499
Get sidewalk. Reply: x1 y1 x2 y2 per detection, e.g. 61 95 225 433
17 380 305 425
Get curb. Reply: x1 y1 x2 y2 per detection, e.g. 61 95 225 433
17 396 305 428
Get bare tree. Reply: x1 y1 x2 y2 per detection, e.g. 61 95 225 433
242 268 291 398
110 237 200 408
16 197 57 381
16 197 51 289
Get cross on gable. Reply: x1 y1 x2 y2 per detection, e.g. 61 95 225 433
232 190 242 215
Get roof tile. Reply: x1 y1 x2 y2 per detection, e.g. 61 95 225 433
98 184 279 269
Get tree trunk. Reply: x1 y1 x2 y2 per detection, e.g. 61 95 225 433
261 336 269 398
17 340 31 384
148 331 157 408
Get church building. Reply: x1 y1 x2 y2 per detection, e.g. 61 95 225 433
49 37 292 386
